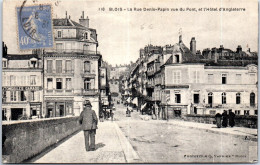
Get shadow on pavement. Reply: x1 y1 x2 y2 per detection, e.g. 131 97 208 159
96 143 106 150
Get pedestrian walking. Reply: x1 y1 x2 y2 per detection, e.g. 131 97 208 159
110 109 114 121
99 111 104 122
228 110 236 127
222 110 228 127
79 100 98 151
215 113 222 128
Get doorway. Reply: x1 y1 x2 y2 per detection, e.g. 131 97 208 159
11 108 23 120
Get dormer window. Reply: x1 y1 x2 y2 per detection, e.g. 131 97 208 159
84 32 88 39
175 55 180 63
31 61 37 68
30 58 38 68
57 31 62 38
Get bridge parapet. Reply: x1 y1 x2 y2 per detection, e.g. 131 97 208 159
2 116 81 163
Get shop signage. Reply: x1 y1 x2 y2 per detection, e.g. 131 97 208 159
166 85 189 88
2 86 42 91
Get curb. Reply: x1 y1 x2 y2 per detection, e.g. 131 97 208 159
113 122 142 163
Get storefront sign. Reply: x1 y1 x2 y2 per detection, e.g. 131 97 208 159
2 86 42 91
166 85 189 89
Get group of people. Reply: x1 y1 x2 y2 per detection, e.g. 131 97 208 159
99 109 114 122
215 110 236 128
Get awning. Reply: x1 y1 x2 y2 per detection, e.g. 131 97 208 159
132 97 138 105
141 103 147 110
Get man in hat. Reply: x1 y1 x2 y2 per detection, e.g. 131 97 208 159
79 100 98 151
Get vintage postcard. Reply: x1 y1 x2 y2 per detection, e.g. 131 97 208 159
2 0 258 163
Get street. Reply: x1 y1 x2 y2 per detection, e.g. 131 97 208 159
113 103 257 163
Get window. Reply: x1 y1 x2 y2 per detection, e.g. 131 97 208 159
31 60 37 68
175 94 181 103
56 43 63 52
208 92 213 105
236 93 241 104
66 78 72 90
236 74 241 84
2 91 6 102
249 74 255 84
193 71 200 83
57 31 62 38
85 32 88 39
254 110 257 115
20 91 26 101
47 78 53 90
10 75 15 86
194 94 200 104
222 74 227 84
56 60 62 73
84 78 91 90
31 91 35 101
222 92 226 104
175 55 180 63
173 71 181 84
47 60 53 73
235 110 240 115
30 75 36 85
84 61 91 73
10 91 16 101
250 92 255 106
244 110 250 115
2 61 7 68
56 78 62 89
208 74 214 84
65 60 72 73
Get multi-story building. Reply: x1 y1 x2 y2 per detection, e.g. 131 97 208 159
127 34 258 119
43 12 101 117
2 46 43 120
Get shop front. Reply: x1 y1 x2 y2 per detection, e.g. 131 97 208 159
45 98 74 118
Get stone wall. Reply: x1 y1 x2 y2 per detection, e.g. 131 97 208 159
2 116 81 163
184 114 257 128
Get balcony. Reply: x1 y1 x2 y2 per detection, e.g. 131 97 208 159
81 72 96 78
82 89 99 96
45 49 100 55
45 70 74 76
45 89 74 95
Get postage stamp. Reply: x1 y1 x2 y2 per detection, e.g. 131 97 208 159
16 4 54 50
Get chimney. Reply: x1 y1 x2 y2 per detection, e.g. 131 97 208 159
79 11 89 28
237 45 242 53
65 11 67 18
179 34 182 43
190 37 196 54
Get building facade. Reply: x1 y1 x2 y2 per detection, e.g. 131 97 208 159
125 34 258 119
43 12 101 117
2 53 43 120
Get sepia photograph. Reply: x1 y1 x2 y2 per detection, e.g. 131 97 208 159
1 0 258 163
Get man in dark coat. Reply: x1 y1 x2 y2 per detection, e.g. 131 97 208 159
228 110 236 127
222 110 228 127
79 100 98 151
215 113 222 128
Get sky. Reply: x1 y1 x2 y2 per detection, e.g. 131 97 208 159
3 0 258 66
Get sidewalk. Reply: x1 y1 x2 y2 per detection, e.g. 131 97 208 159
139 115 257 141
31 121 141 163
